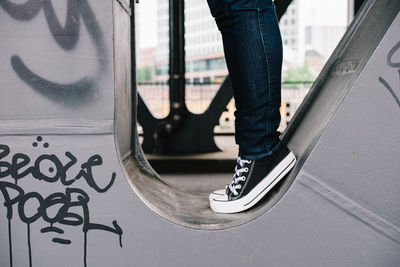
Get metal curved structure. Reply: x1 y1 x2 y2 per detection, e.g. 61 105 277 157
0 0 399 266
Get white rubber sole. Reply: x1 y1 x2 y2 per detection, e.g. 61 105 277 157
210 188 226 196
209 151 296 214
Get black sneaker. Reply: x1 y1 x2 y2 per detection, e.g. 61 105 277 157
209 145 296 213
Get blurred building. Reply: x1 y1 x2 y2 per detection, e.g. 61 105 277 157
140 47 156 67
184 0 227 84
146 0 346 131
305 50 326 76
280 0 306 66
154 0 169 78
154 0 227 84
153 0 322 81
305 25 346 60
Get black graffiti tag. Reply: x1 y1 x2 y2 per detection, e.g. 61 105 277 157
0 143 122 267
0 182 122 239
0 0 107 107
378 41 400 107
0 144 116 191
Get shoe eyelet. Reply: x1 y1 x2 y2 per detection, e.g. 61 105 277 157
244 167 249 172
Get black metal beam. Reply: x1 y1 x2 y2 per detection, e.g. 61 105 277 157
274 0 295 22
354 0 366 16
169 0 186 110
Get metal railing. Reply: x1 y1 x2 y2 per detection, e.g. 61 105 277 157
137 80 314 134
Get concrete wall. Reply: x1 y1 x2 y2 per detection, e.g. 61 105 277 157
0 1 130 266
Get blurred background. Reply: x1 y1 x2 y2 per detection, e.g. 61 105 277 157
135 0 351 190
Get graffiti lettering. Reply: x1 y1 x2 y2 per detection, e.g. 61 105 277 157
0 144 116 192
0 139 122 267
0 182 122 236
379 41 400 107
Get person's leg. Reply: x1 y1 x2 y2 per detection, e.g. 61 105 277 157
207 0 282 160
207 0 296 213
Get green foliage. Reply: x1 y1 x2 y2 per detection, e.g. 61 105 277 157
137 66 153 83
283 62 316 88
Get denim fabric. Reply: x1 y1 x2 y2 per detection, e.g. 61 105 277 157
206 0 283 160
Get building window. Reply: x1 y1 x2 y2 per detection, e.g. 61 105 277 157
305 26 311 44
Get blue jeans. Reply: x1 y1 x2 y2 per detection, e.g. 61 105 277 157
207 0 283 160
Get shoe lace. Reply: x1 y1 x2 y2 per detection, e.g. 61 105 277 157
228 157 251 196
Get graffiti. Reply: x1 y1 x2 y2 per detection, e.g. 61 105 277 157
0 137 122 267
0 0 107 107
379 41 400 107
